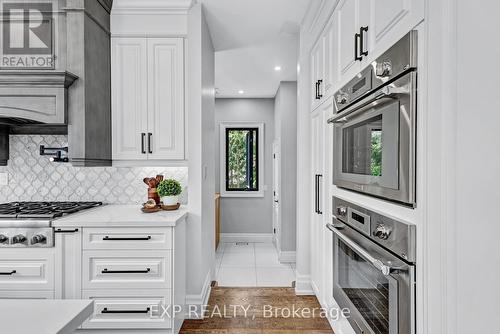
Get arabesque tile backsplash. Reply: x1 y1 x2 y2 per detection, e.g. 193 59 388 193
0 135 188 204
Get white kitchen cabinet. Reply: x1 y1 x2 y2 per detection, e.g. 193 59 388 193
310 39 324 110
310 12 339 110
54 220 187 333
82 249 172 290
55 228 82 299
147 38 185 160
82 289 172 329
310 105 326 297
111 38 148 161
0 249 55 292
367 0 424 59
112 37 185 162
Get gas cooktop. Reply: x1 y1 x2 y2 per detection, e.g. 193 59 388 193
0 202 103 247
0 201 103 219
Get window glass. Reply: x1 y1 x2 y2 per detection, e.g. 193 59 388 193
226 128 258 191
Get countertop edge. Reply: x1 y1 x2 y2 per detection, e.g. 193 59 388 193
52 205 189 228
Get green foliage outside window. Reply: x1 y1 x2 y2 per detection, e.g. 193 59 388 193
226 128 258 191
371 130 382 176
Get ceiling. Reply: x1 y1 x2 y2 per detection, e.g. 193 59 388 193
200 0 311 98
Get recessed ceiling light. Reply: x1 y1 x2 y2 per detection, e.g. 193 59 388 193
274 66 282 71
238 90 244 94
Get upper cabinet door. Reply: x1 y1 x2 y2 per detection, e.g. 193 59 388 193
112 38 148 160
310 40 324 111
337 0 359 78
322 15 339 99
369 0 424 56
146 38 185 160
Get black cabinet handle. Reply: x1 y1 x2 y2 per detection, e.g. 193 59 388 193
354 32 362 61
315 174 319 214
317 80 323 99
101 268 151 274
103 236 151 241
360 26 369 57
315 81 320 100
148 133 153 154
317 174 323 215
102 307 150 314
0 270 16 275
55 228 79 233
141 133 146 154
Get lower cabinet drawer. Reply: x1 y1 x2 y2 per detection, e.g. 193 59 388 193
0 249 54 291
82 250 171 289
81 289 172 329
83 227 172 250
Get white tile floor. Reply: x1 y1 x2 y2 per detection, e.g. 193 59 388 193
215 242 296 287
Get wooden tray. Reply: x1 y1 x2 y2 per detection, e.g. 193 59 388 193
141 206 161 213
161 203 180 211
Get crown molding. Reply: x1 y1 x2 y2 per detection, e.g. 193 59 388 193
111 0 194 15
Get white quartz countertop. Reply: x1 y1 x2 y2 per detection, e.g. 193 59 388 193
0 299 93 334
53 205 188 227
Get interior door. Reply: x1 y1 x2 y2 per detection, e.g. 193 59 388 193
111 38 148 160
272 141 280 246
147 38 185 160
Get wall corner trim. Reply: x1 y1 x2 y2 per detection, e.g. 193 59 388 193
185 270 212 319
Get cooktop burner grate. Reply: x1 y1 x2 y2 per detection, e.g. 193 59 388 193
0 202 103 219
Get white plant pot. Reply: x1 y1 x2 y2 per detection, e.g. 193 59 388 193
161 195 178 206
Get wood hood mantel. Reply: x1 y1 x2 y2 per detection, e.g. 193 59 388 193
0 0 113 167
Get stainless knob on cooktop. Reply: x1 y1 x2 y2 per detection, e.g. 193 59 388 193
12 234 27 244
31 234 47 245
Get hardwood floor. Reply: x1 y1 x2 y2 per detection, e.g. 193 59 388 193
180 287 334 333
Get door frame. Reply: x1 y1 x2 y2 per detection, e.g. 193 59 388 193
272 139 281 247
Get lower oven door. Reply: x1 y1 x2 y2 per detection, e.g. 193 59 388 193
331 72 416 206
328 223 415 334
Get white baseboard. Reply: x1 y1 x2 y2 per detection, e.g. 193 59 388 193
294 272 314 295
278 250 296 263
185 271 211 319
220 233 273 243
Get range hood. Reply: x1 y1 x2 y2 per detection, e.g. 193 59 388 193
0 0 113 166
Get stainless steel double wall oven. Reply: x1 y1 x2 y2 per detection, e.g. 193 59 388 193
328 31 418 207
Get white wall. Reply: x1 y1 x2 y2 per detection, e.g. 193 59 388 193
453 1 500 332
215 98 275 234
274 82 297 252
186 2 215 311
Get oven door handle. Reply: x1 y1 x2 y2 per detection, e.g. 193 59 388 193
327 91 394 124
328 82 412 124
326 223 392 276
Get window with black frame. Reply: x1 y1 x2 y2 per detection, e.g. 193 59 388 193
225 128 259 192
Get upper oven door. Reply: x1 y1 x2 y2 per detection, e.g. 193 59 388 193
330 72 416 206
327 222 415 334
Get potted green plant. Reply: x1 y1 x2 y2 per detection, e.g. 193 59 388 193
157 179 182 206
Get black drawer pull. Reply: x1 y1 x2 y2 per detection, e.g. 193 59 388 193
55 228 79 233
103 236 152 241
0 270 16 275
102 307 150 314
101 268 151 274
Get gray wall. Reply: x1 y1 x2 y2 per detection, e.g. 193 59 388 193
215 98 275 234
274 81 297 252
